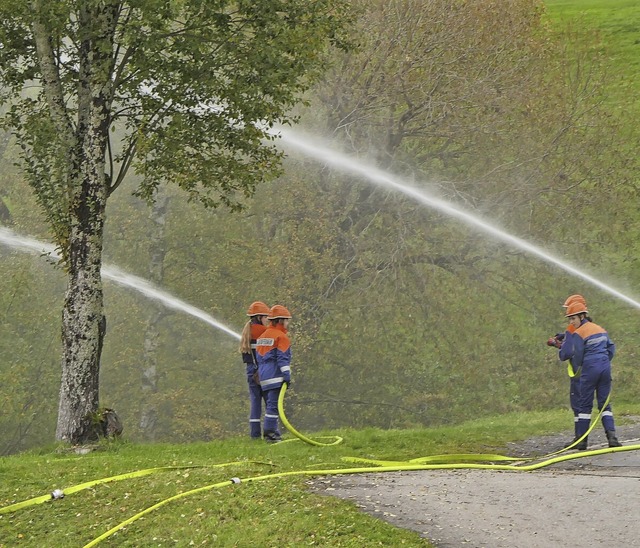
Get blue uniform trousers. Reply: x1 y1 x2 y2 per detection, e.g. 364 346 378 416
247 365 267 438
263 387 282 436
575 363 615 439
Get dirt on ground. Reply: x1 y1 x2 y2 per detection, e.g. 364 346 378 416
307 420 640 548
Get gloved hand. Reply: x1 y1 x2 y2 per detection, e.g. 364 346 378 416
546 337 562 349
284 380 292 389
555 333 565 342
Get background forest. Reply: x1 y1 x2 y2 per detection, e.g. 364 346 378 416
1 0 639 455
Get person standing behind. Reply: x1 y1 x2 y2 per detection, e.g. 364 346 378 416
255 304 292 443
239 301 270 439
559 301 622 450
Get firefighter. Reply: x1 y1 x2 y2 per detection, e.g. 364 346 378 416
548 294 588 446
559 301 622 450
239 301 270 439
255 304 292 443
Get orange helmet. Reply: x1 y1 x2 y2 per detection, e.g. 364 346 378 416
563 294 586 308
268 304 292 320
565 301 588 317
247 301 270 316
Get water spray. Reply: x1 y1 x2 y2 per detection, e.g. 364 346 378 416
270 127 640 310
0 227 240 340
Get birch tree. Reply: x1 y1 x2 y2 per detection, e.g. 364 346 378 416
0 0 348 443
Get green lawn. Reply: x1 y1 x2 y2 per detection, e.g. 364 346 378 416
3 404 640 547
546 0 640 111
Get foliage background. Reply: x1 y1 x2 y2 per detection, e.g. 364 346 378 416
1 0 639 454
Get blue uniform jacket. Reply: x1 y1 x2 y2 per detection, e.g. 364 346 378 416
255 324 291 390
560 319 614 370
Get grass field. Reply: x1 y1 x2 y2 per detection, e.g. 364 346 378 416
3 403 640 547
2 2 639 547
546 0 640 112
0 410 576 547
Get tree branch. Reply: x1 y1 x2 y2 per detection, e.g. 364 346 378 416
29 0 75 143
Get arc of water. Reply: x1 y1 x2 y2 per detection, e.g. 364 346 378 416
271 127 640 310
0 227 240 340
17 87 630 313
100 266 241 340
3 125 638 326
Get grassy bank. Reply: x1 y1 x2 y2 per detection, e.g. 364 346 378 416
3 404 640 547
546 0 640 113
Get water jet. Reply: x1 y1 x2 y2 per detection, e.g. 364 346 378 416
0 227 240 339
272 127 640 310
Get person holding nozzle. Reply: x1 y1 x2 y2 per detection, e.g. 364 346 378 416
557 301 622 450
239 301 270 439
255 304 292 443
547 294 589 446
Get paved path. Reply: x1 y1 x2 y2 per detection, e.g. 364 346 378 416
310 424 640 547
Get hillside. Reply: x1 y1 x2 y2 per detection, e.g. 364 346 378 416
1 0 640 545
0 0 638 460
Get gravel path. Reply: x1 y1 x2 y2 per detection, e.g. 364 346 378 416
308 421 640 547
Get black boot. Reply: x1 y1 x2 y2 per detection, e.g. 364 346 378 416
264 431 282 443
576 436 588 451
606 430 622 447
561 437 579 450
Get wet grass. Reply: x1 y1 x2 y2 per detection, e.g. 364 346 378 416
3 403 640 547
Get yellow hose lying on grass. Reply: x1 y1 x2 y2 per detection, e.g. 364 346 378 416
81 443 640 547
277 383 343 446
2 387 637 547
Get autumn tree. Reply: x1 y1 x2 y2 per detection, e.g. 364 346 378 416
0 0 349 443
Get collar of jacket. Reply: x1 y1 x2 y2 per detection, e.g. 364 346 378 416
273 323 288 335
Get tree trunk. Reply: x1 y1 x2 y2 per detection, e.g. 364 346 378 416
47 1 119 444
54 109 110 442
139 312 160 439
55 183 108 443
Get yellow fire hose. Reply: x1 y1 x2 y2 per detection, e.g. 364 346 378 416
0 462 272 515
81 444 640 547
278 383 604 461
80 388 639 546
2 385 638 547
277 383 343 446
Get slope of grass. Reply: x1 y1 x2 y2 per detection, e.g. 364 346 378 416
545 0 640 112
0 409 571 547
3 403 640 547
